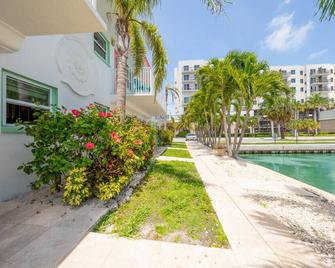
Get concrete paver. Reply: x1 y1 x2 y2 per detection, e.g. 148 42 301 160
59 233 239 268
188 142 328 268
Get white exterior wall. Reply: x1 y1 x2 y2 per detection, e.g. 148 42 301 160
270 64 335 103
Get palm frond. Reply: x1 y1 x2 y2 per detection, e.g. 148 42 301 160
129 22 147 75
317 0 335 21
202 0 231 14
140 21 168 93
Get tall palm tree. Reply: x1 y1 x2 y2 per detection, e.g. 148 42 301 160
318 0 335 20
108 0 168 117
306 93 329 134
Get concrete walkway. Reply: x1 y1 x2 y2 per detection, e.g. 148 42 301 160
59 233 239 267
0 188 108 268
188 142 328 267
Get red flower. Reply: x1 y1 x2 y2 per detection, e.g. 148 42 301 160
107 112 113 118
111 131 121 143
71 109 80 118
80 108 85 112
85 142 95 150
134 139 143 145
98 111 107 118
128 149 135 157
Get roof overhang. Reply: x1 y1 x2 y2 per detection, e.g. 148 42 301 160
0 0 106 53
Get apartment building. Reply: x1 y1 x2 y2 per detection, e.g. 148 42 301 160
174 60 208 114
0 0 166 201
270 64 335 104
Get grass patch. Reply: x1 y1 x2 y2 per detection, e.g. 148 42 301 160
171 142 187 149
95 161 228 248
162 148 192 158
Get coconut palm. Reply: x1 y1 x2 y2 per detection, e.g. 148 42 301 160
318 0 335 20
108 0 168 117
306 93 329 134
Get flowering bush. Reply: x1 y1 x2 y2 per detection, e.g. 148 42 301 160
19 105 156 205
157 129 174 146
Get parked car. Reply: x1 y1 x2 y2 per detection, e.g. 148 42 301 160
185 133 197 141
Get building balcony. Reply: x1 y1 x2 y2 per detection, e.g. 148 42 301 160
0 0 106 53
112 67 166 119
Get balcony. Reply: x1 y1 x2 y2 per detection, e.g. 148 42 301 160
310 69 330 77
112 67 166 119
0 0 106 53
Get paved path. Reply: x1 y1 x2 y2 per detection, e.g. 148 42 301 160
0 189 108 268
157 156 194 162
188 142 328 267
59 233 239 268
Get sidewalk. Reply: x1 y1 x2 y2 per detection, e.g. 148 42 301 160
188 141 328 267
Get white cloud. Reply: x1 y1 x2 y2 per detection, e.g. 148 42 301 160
282 0 292 4
307 49 328 61
264 13 313 52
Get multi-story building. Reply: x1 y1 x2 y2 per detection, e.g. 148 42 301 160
174 60 207 114
270 64 335 104
0 0 166 201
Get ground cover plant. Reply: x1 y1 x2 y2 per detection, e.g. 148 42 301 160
162 148 192 158
171 142 187 149
19 105 156 206
95 161 228 248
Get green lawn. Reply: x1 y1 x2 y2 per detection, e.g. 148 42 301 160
171 142 187 149
95 161 228 248
162 148 192 158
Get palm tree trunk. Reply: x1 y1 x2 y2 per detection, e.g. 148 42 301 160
116 54 128 119
235 111 250 158
314 109 318 135
271 121 275 139
277 124 281 138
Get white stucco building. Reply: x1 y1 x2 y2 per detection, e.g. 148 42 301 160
0 0 166 201
270 64 335 104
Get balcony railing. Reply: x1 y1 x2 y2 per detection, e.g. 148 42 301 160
112 67 166 111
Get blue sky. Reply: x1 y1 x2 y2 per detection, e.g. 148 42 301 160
152 0 335 85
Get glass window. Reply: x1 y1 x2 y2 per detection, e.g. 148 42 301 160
310 69 316 75
291 78 296 83
94 32 110 65
300 79 304 83
183 65 189 71
300 87 304 92
2 70 57 130
291 70 295 75
194 65 200 70
183 84 190 90
183 75 189 81
300 70 303 75
184 96 190 104
301 99 304 103
195 83 199 90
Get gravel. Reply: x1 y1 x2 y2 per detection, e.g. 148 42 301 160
249 191 335 267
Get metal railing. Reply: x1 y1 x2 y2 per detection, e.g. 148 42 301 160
112 67 166 111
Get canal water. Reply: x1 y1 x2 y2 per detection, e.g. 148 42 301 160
240 153 335 194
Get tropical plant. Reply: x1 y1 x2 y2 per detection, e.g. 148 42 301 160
306 93 329 134
19 105 156 206
317 0 335 20
181 51 289 157
108 0 168 117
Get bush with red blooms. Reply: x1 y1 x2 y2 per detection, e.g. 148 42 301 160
19 105 156 205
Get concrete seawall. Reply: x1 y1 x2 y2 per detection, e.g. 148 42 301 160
239 144 335 154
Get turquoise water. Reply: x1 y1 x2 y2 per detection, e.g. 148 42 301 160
240 154 335 194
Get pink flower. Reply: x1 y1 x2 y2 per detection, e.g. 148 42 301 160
80 108 85 112
134 139 143 145
98 111 107 118
111 131 121 143
71 109 80 118
128 149 135 157
85 142 95 150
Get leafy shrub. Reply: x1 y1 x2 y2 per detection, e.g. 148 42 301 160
157 129 174 146
177 130 188 137
19 105 156 206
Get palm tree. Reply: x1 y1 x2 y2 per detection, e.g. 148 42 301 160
108 0 168 117
318 0 335 20
306 93 329 134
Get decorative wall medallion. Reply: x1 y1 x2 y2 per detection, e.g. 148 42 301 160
56 36 97 96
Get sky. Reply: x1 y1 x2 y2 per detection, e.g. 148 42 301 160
151 0 335 86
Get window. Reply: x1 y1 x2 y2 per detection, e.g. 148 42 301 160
1 69 57 132
94 32 110 65
300 87 304 92
195 83 199 90
291 78 296 83
301 99 304 103
300 79 304 83
300 70 303 75
183 84 190 90
331 78 334 82
194 65 200 70
331 69 333 74
332 98 334 102
183 65 189 71
184 96 190 104
310 69 316 75
183 74 189 81
291 70 295 75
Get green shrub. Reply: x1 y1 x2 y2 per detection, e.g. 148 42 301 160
19 105 156 206
177 130 188 137
157 129 173 146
